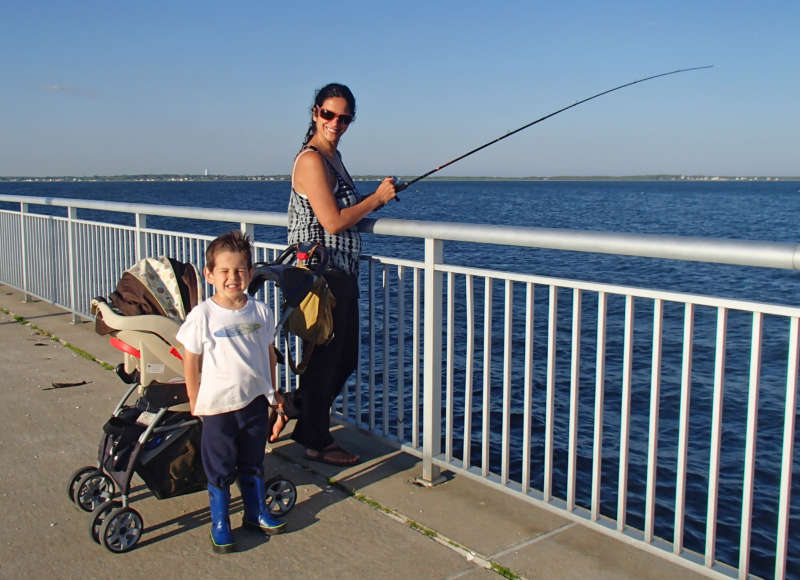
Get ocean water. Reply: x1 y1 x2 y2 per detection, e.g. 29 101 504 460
2 179 799 577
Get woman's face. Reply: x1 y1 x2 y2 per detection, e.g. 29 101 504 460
313 96 353 146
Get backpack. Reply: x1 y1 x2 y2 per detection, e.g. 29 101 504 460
250 243 336 375
285 245 336 373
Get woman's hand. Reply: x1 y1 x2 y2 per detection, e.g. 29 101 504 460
373 177 397 207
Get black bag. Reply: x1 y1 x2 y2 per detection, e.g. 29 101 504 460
250 243 336 375
135 414 206 499
285 246 336 374
101 408 145 472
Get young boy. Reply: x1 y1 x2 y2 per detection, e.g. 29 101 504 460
176 230 285 553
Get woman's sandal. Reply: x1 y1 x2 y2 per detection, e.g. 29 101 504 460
305 443 360 466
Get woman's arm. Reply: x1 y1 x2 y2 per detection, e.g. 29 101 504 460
294 151 396 235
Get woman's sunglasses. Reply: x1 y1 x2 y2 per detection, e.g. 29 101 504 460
317 108 353 125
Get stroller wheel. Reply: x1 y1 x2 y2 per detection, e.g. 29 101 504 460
89 499 122 543
74 470 115 512
66 465 97 503
264 476 297 516
99 507 143 553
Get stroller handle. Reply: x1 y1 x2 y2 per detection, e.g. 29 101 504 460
257 242 329 272
248 243 330 308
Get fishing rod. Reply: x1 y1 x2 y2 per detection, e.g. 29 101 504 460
395 65 713 193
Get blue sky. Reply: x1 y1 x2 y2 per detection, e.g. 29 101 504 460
2 1 798 177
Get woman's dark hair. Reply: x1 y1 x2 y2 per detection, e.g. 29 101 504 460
302 83 356 147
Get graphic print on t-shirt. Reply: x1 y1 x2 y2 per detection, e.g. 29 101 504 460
213 323 262 338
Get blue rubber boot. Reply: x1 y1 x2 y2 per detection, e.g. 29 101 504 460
238 474 286 535
208 484 236 553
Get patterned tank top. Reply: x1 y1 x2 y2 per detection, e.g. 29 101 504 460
287 146 362 276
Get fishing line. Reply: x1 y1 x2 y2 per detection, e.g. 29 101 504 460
395 65 713 193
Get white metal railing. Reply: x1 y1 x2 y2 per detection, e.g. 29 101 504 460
1 194 798 580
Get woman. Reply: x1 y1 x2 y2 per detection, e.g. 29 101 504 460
274 83 397 466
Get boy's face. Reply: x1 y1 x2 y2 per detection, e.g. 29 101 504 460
204 249 253 308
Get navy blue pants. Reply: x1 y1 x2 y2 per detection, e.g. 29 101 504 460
201 395 268 488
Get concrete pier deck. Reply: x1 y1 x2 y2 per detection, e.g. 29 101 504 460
0 283 707 580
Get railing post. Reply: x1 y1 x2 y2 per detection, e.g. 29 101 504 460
19 202 29 302
418 237 444 485
240 221 254 240
67 206 78 323
135 213 147 262
775 316 799 580
368 259 376 431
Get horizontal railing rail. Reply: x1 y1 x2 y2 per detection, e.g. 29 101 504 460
1 194 797 580
4 194 800 270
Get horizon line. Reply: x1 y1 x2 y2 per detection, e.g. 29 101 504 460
2 173 799 181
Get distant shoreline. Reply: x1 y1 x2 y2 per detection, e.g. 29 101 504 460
1 174 798 183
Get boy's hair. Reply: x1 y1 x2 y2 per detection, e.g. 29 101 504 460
205 230 253 270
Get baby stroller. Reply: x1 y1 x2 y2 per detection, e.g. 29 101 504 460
66 256 298 553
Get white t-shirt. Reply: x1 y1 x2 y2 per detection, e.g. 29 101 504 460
176 296 276 416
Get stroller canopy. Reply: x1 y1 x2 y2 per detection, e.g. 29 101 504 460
96 256 202 336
